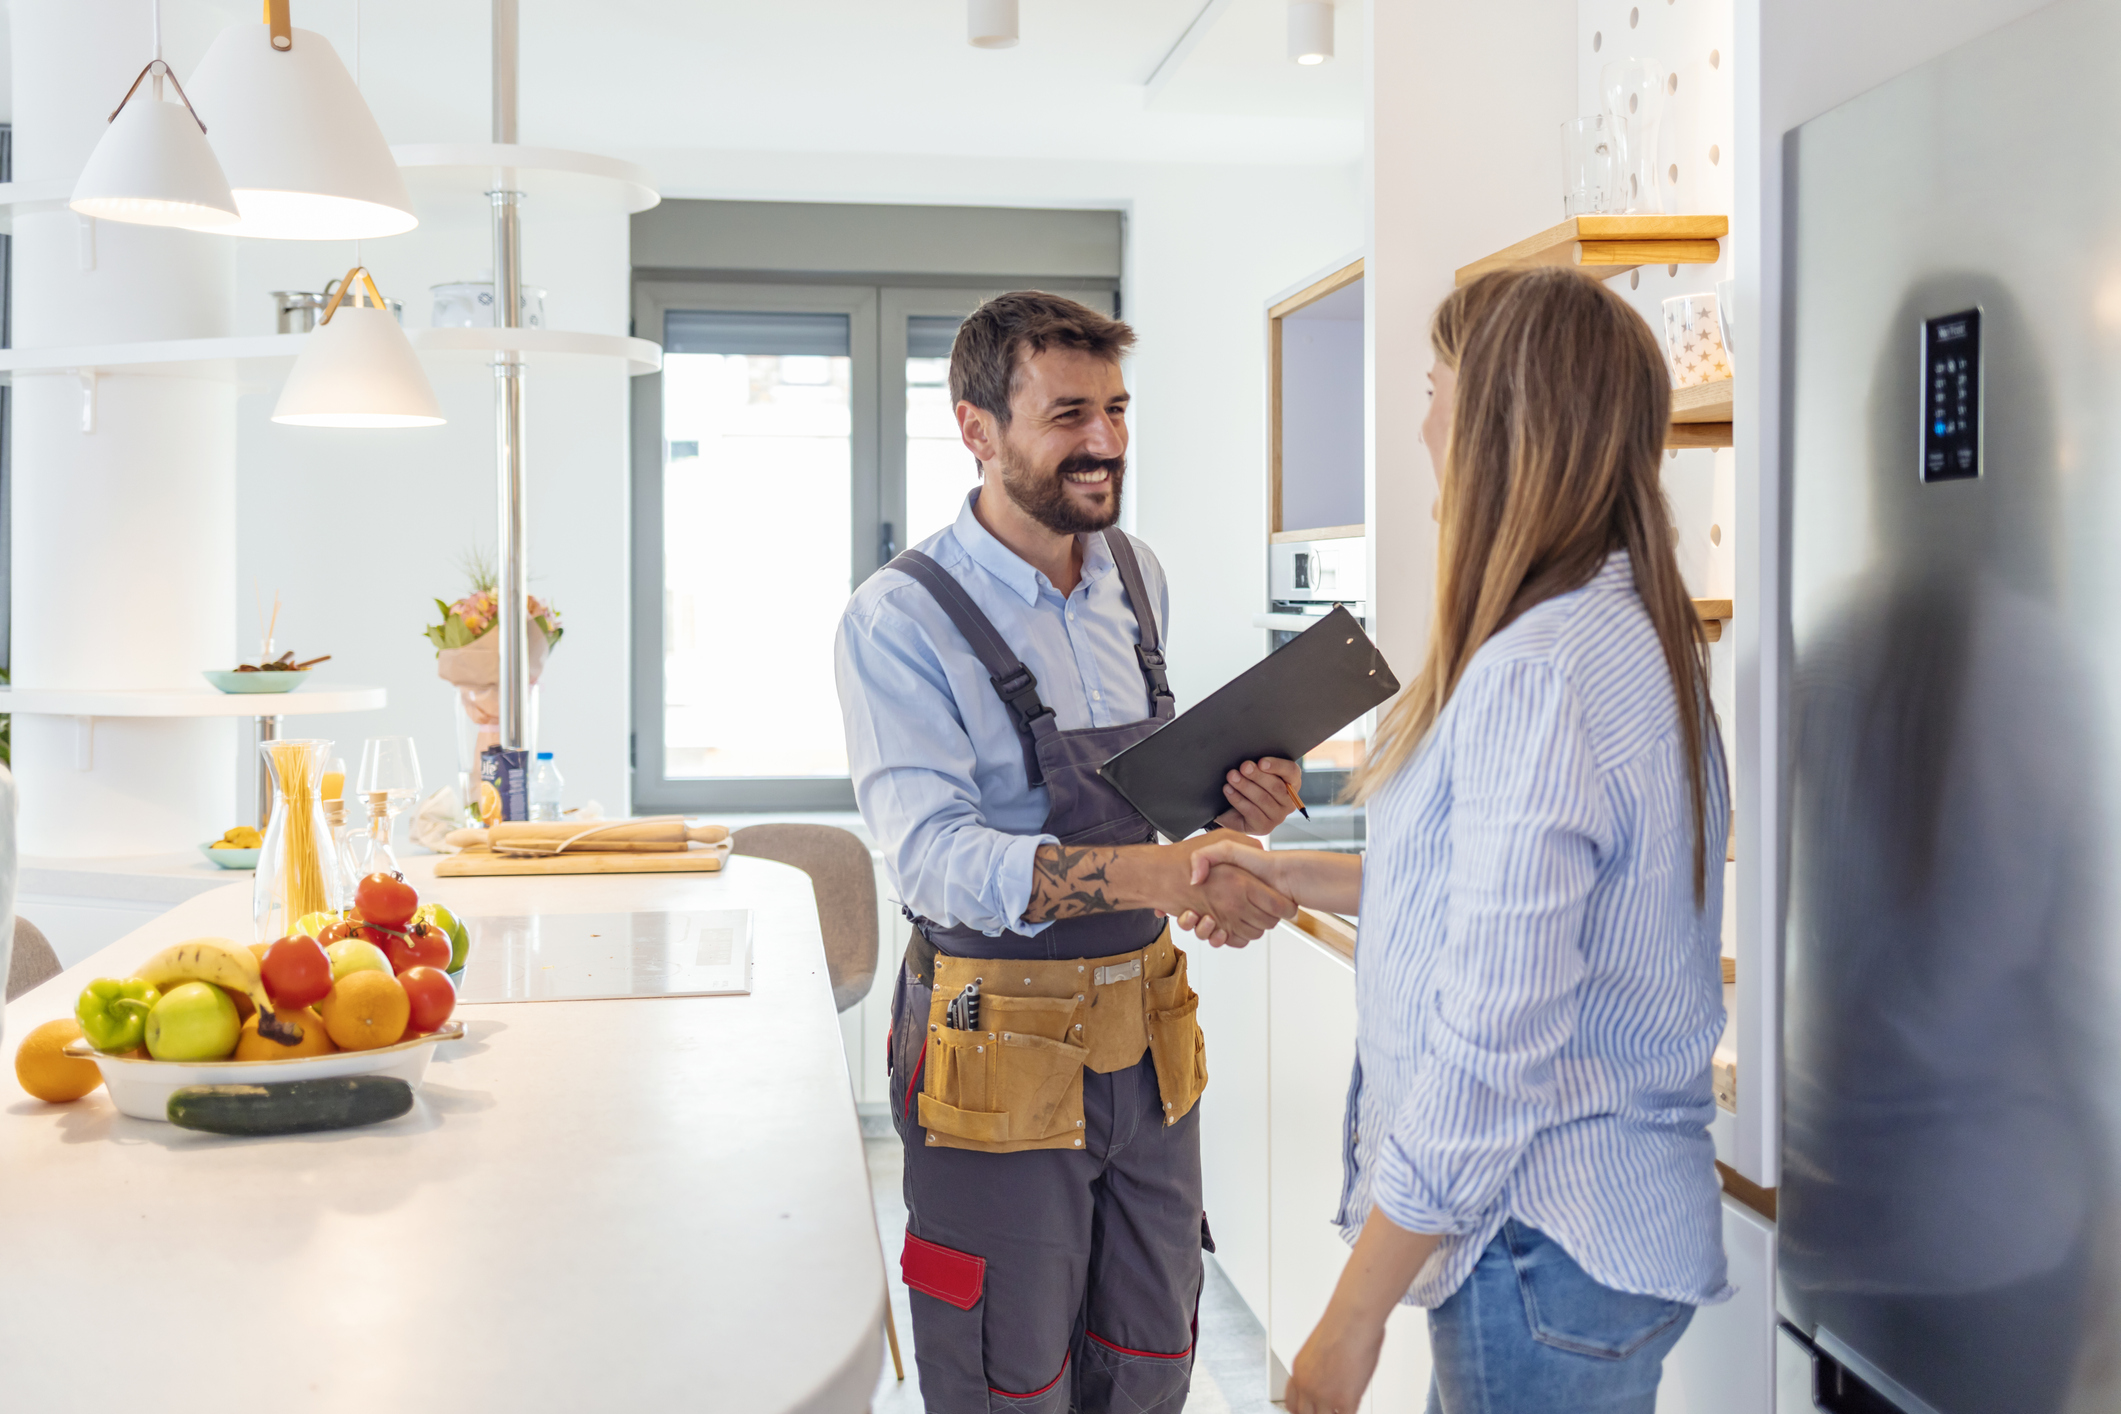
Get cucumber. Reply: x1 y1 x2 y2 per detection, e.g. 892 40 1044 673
167 1076 414 1135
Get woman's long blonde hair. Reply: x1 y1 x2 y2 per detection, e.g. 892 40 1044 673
1351 266 1720 901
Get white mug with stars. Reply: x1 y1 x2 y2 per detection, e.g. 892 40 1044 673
1661 293 1733 389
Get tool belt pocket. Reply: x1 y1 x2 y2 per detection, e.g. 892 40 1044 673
1145 947 1208 1125
919 993 1090 1154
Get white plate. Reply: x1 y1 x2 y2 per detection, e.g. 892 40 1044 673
64 1020 465 1122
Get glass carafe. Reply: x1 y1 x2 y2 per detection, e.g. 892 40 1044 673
254 738 350 943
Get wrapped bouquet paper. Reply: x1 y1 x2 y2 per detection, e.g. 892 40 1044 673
426 555 564 732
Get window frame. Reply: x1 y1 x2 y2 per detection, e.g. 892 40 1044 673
630 280 879 812
630 276 1118 814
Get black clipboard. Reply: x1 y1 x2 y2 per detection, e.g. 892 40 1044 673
1098 605 1399 839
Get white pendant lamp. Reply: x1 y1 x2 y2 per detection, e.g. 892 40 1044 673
1288 1 1335 64
273 268 444 428
968 0 1019 49
187 0 416 241
69 1 240 230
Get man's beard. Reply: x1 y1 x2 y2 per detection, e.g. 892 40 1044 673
997 447 1127 535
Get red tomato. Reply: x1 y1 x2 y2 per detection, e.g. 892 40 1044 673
399 966 455 1035
377 923 450 975
355 872 419 930
260 935 334 1009
317 920 357 946
405 922 453 972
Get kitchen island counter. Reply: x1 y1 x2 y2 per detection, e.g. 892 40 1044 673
0 855 883 1413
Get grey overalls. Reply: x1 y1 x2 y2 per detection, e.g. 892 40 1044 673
884 531 1210 1414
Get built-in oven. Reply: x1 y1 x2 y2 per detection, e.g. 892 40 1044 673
1256 534 1370 845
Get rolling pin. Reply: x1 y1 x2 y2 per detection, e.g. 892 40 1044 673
444 817 732 853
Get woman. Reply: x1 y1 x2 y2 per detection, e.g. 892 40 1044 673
1190 266 1730 1412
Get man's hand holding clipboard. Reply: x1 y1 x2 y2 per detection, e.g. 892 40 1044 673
1098 606 1400 840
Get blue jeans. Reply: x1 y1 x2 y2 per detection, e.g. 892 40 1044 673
1424 1221 1694 1414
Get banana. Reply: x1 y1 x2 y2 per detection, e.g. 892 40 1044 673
133 937 304 1046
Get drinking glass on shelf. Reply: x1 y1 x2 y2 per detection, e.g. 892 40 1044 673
1661 293 1733 388
355 736 423 874
1601 56 1668 213
1560 115 1619 218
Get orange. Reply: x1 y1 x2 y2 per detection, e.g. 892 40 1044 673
14 1019 102 1103
318 970 409 1051
234 1006 336 1061
248 943 271 966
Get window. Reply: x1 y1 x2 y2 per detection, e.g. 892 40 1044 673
633 277 1117 812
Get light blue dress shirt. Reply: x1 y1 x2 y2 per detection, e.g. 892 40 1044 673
1341 551 1732 1308
834 490 1171 937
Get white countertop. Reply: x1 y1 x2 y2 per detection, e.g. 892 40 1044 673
0 856 884 1413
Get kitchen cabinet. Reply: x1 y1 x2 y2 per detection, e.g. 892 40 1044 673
1659 1197 1778 1414
1190 922 1273 1319
1199 914 1773 1412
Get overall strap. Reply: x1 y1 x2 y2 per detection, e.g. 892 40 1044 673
1102 530 1176 719
887 550 1054 786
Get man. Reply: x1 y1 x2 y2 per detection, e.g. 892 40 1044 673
835 291 1300 1413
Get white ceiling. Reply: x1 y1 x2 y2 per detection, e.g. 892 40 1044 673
172 0 1365 173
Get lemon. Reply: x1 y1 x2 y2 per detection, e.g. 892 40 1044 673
293 910 341 939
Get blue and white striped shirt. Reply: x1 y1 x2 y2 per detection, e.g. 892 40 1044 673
1340 551 1731 1307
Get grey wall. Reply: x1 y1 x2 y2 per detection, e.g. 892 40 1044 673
633 200 1123 282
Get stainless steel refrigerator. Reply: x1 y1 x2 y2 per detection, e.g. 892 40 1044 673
1781 3 2121 1410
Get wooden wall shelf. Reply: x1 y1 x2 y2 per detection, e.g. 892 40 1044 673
1665 377 1734 449
1694 598 1732 644
1455 214 1727 287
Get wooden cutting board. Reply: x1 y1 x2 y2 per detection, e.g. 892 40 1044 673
435 842 732 878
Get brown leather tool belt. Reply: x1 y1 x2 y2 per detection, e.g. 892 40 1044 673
915 925 1209 1154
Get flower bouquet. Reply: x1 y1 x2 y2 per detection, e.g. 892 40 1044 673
426 552 563 783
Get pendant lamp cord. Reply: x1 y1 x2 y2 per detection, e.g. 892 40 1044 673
353 0 362 273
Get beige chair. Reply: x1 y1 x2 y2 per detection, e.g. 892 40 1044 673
6 918 61 1002
728 823 901 1381
730 823 881 1013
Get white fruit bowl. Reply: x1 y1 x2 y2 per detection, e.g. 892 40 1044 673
63 1020 464 1122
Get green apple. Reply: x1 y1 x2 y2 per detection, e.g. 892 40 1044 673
144 981 241 1061
325 937 391 981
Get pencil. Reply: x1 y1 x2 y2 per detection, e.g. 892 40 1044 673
1291 782 1311 821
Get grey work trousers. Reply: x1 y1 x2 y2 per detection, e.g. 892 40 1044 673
890 964 1207 1413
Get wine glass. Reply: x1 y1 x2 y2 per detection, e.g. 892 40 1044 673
355 736 423 873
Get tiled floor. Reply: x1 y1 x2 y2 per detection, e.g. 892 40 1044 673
865 1134 1272 1413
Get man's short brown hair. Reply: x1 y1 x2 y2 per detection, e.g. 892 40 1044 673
949 291 1136 426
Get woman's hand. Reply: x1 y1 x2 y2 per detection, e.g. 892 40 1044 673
1212 757 1303 835
1283 1210 1442 1414
1283 1306 1389 1414
1173 838 1284 946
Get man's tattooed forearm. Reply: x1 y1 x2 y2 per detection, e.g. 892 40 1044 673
1026 843 1121 920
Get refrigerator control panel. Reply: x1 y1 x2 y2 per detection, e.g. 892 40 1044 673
1921 308 1982 482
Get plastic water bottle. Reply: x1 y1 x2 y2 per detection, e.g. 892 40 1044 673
529 752 564 822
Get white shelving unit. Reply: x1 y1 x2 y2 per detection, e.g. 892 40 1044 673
390 144 660 214
0 685 386 716
0 178 73 231
0 686 387 774
0 328 661 383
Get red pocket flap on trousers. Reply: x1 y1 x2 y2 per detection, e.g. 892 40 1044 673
902 1231 985 1311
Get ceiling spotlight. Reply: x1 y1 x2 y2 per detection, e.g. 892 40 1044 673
1288 1 1334 65
968 0 1018 49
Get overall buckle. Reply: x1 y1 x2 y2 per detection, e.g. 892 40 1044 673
990 665 1056 731
1135 644 1174 705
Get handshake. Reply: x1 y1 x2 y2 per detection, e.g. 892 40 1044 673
1151 832 1300 948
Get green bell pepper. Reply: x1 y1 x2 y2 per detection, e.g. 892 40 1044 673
76 977 161 1053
